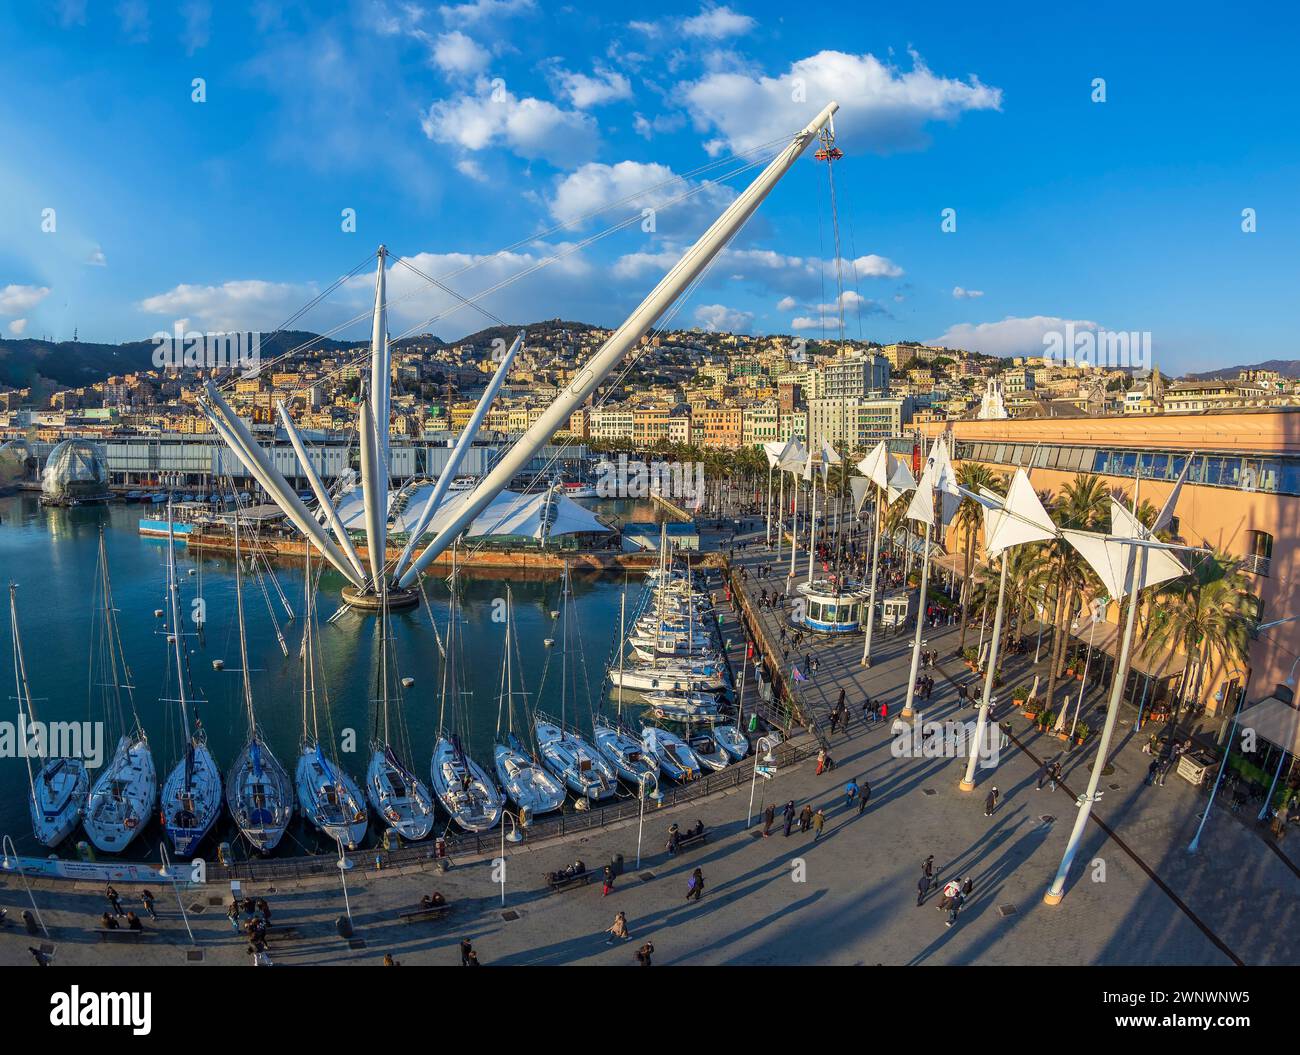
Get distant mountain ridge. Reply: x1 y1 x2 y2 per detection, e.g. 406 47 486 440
1184 359 1300 381
0 319 601 392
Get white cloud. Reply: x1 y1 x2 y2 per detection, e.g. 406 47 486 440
180 0 211 55
685 50 1002 156
931 315 1098 357
776 295 796 311
547 160 734 234
115 0 150 43
852 254 902 279
952 286 984 299
8 318 28 336
432 30 491 74
456 157 488 181
0 284 51 314
422 79 597 166
438 0 535 27
138 280 310 332
611 248 682 280
633 111 687 139
87 245 107 266
790 316 822 331
553 66 633 109
681 5 756 39
695 303 753 332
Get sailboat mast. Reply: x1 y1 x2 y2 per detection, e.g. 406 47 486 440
560 563 569 728
233 516 256 734
302 546 316 743
165 508 193 736
9 585 38 794
616 582 625 718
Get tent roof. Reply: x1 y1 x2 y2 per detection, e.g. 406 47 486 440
1233 695 1300 755
337 486 609 539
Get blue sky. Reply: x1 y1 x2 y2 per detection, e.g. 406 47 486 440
0 0 1296 374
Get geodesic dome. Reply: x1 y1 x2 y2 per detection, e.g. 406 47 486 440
0 438 36 486
41 439 109 500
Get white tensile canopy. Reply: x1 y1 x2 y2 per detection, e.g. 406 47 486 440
336 486 609 540
981 468 1058 557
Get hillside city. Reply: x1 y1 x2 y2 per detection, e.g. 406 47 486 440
1 326 1296 454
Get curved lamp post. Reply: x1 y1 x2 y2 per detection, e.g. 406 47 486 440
1 835 48 939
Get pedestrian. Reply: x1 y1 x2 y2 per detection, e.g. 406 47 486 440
28 946 50 967
984 786 999 817
812 808 826 840
383 953 400 966
1036 757 1053 790
602 863 615 897
829 710 839 734
667 823 680 855
686 868 705 902
100 912 119 930
1047 762 1061 792
815 749 827 776
799 803 813 832
946 891 965 928
916 874 929 906
605 911 630 944
636 941 655 966
998 721 1011 750
843 778 859 810
141 889 158 921
782 800 795 837
962 876 974 898
459 938 474 966
227 899 241 931
106 884 125 917
923 854 935 887
858 778 871 814
938 878 961 911
126 911 143 931
467 950 481 966
762 803 776 837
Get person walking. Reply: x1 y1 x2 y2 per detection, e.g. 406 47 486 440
984 786 999 817
762 802 776 837
799 803 813 833
602 863 615 897
858 778 871 814
922 854 935 890
605 911 630 944
843 778 859 810
459 938 474 966
782 800 795 837
126 911 143 932
105 884 125 918
636 941 655 966
28 946 50 967
946 890 966 928
141 889 158 921
1036 757 1053 790
916 873 929 906
686 868 705 902
1047 761 1062 792
812 808 826 840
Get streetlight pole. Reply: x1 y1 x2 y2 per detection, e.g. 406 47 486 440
500 809 522 905
159 844 195 946
1 834 48 939
860 487 884 667
1190 668 1249 852
335 834 354 928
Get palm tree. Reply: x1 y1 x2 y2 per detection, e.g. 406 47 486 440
1041 474 1110 717
954 462 999 655
1143 549 1253 717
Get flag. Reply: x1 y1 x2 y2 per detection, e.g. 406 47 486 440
792 665 807 683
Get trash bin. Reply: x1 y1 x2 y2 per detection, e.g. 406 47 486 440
336 916 352 939
611 853 625 878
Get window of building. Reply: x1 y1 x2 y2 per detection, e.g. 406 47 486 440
1245 530 1273 577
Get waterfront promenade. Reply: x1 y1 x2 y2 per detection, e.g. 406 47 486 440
3 540 1298 966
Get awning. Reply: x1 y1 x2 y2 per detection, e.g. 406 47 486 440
336 486 610 540
1068 620 1188 679
1233 695 1300 755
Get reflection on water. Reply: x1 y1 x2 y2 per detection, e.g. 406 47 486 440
0 493 651 859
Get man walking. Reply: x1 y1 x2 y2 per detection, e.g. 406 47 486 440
762 802 776 837
799 803 813 833
686 868 705 902
812 808 826 840
140 889 158 921
858 778 871 814
984 786 999 817
782 800 796 837
105 884 125 918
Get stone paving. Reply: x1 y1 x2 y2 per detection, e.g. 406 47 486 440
3 536 1297 966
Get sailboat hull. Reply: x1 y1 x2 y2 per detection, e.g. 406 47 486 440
493 743 566 821
366 747 434 841
593 722 660 788
430 737 504 832
535 722 618 802
83 735 156 853
30 757 89 848
641 727 701 782
162 742 222 858
296 745 368 849
226 736 294 852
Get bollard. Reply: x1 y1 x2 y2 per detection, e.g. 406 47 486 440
336 916 352 939
23 910 38 935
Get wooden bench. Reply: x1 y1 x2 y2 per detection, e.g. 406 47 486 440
545 870 593 892
674 829 708 853
398 904 452 924
95 927 152 941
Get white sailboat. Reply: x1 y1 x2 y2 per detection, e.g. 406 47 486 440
687 730 730 772
492 586 565 824
82 532 156 854
296 550 368 849
225 518 294 852
366 585 434 842
160 511 222 858
534 565 617 804
712 723 750 762
593 715 659 788
8 584 88 847
641 725 701 783
429 554 503 833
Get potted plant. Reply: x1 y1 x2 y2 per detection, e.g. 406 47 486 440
1075 721 1090 746
1038 708 1054 733
1011 683 1029 708
1022 696 1039 721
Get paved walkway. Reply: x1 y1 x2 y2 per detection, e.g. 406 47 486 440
3 541 1297 966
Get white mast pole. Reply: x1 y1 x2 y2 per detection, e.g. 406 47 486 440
860 485 884 666
402 102 840 574
394 330 525 584
960 553 1007 790
900 519 931 719
807 468 818 582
